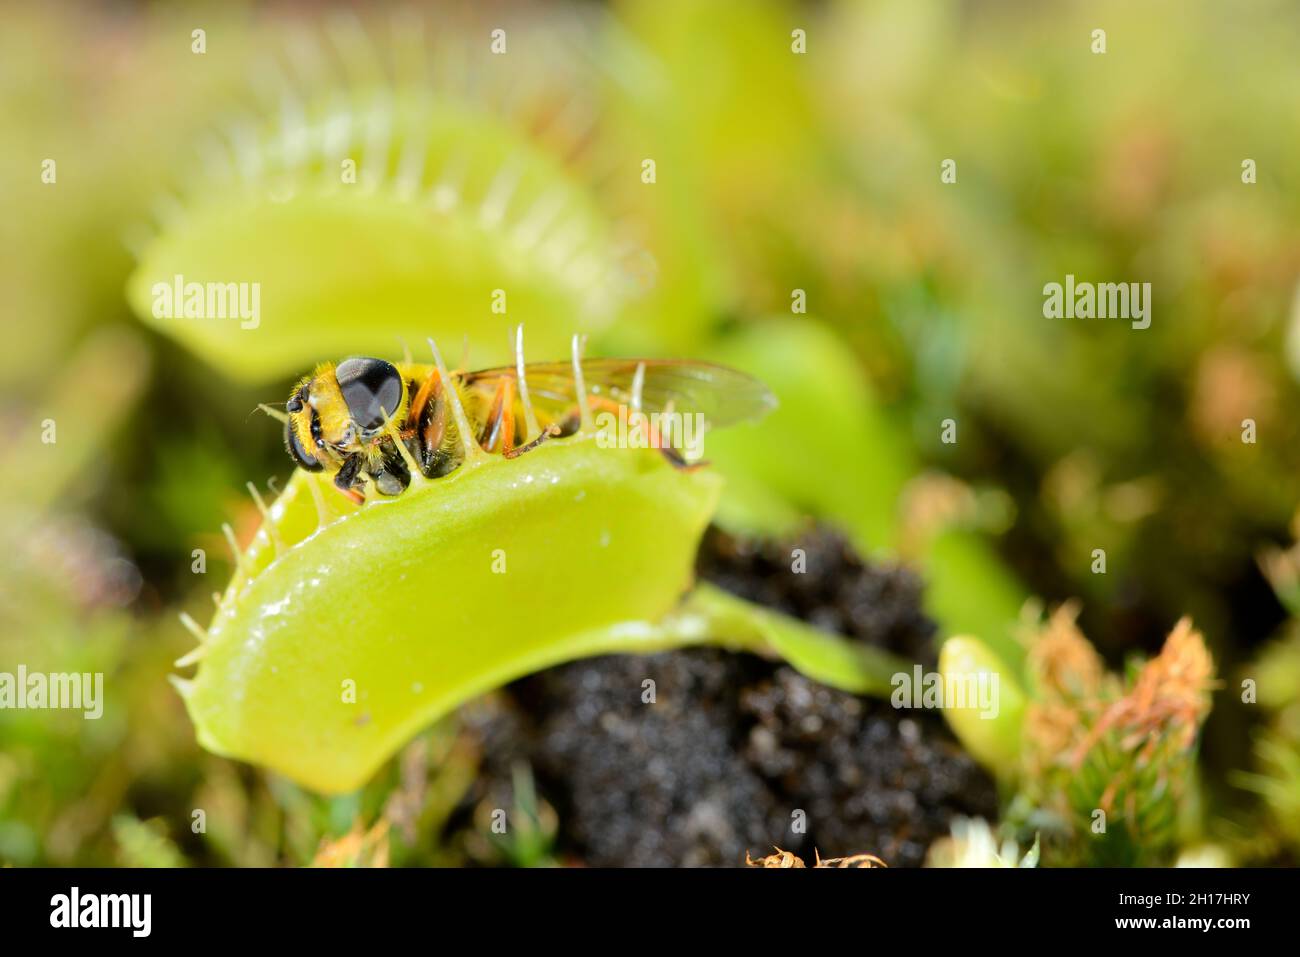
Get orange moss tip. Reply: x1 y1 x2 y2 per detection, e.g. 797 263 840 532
311 819 391 868
1026 600 1108 702
1069 616 1215 771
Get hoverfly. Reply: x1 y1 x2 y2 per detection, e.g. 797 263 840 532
276 334 775 503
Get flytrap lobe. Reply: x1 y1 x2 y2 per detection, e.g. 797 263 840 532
124 9 648 383
175 330 908 793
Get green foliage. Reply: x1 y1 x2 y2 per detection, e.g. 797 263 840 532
1019 614 1214 866
478 764 558 868
6 0 1299 867
178 432 903 793
705 318 1029 663
112 816 187 868
127 96 629 384
1233 615 1300 858
180 437 720 792
937 635 1026 776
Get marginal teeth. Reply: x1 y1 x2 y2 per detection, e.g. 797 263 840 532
428 337 489 464
571 333 593 432
179 612 208 644
306 472 330 527
174 646 206 668
221 523 246 576
247 481 284 556
515 324 540 441
176 612 210 669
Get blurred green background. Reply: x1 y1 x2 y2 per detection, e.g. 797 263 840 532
2 0 1299 866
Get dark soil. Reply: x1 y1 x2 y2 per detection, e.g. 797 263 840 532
462 526 999 867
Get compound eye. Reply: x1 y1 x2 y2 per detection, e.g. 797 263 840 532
286 382 309 414
335 357 403 431
284 420 324 472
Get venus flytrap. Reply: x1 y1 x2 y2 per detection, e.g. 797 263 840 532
126 11 980 800
127 43 631 383
175 408 907 793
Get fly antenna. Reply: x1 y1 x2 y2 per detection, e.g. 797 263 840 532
258 403 290 424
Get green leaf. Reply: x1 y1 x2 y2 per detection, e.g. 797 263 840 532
176 423 905 793
127 96 628 384
703 317 911 552
178 436 721 793
703 317 1029 671
938 635 1026 778
674 583 908 697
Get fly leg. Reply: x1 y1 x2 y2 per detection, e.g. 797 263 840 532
366 438 412 496
404 368 459 478
478 378 517 454
503 423 562 459
333 453 366 504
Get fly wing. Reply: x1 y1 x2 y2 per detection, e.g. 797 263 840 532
463 358 776 430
